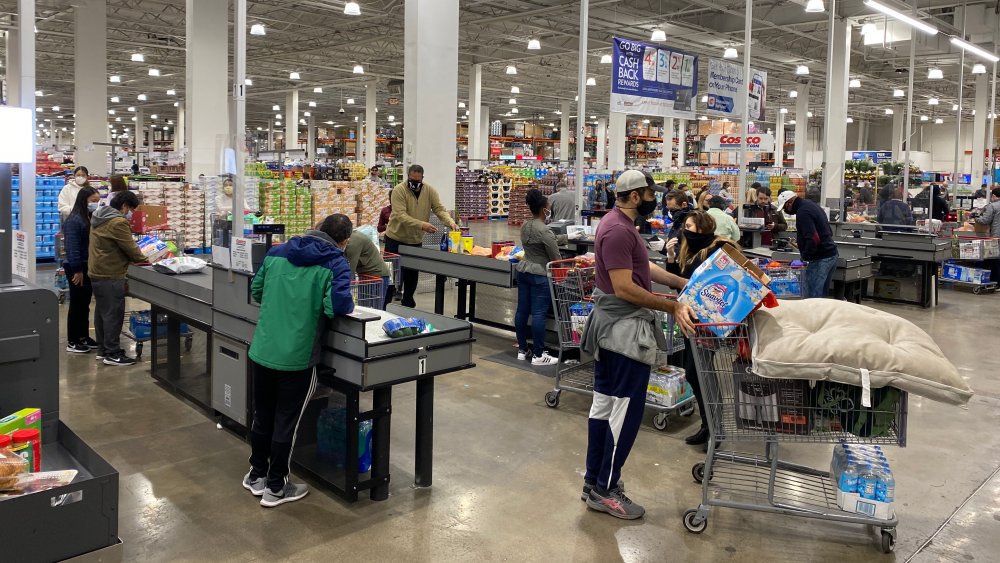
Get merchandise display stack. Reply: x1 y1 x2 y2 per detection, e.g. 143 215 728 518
132 179 208 251
311 180 359 227
768 175 806 198
508 180 548 226
455 168 490 220
356 179 391 228
488 174 512 219
10 176 64 260
259 180 313 236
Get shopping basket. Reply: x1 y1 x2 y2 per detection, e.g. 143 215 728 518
761 261 807 299
382 251 401 288
351 274 385 310
682 320 907 553
122 310 193 360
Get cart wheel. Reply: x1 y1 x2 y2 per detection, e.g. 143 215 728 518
682 509 708 534
880 529 896 553
973 286 983 295
185 336 193 352
680 404 696 417
544 391 560 408
652 412 669 431
692 462 708 484
135 343 143 360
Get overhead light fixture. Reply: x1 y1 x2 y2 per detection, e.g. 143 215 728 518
807 111 814 117
166 89 176 96
651 28 666 42
953 104 959 111
509 98 517 105
780 107 788 114
148 68 160 76
642 119 651 124
586 77 597 86
35 107 43 113
805 0 825 12
108 109 115 115
388 115 395 121
864 0 938 35
173 102 179 107
245 78 252 85
893 89 905 97
849 78 861 88
353 65 364 74
885 108 894 114
131 53 144 62
860 22 877 36
935 118 944 124
137 94 147 101
600 54 612 64
789 119 796 125
299 118 306 124
511 86 520 94
847 117 854 123
289 71 301 80
511 108 519 114
789 90 798 99
275 121 282 126
921 115 929 121
699 115 708 121
951 37 1000 63
344 1 361 16
110 96 120 103
972 63 987 74
590 115 597 119
276 114 282 119
701 94 708 102
554 110 562 115
506 65 517 75
928 68 943 79
109 75 120 83
250 23 266 36
723 47 738 59
308 101 317 107
346 98 355 104
796 65 810 75
527 38 541 50
928 97 939 105
323 122 333 126
150 114 158 119
304 112 311 117
128 106 135 112
459 102 466 108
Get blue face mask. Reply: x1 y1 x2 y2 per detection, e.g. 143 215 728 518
87 202 99 213
126 210 134 220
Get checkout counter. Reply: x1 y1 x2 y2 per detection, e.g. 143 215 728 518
127 263 475 503
743 242 873 303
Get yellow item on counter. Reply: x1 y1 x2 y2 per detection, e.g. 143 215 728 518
449 231 462 253
462 235 474 254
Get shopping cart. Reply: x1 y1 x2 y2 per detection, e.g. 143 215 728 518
761 261 807 299
543 258 691 431
123 310 193 360
682 321 907 553
351 275 386 310
382 251 401 289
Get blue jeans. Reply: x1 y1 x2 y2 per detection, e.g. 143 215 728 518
515 271 551 357
805 255 838 298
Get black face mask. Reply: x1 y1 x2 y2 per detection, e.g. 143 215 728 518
636 199 658 217
408 179 422 191
682 230 716 254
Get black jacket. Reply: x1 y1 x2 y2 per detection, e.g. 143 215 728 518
790 197 838 261
62 212 90 276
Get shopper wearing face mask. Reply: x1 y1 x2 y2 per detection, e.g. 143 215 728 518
89 190 148 367
59 166 91 219
63 186 101 354
216 178 236 217
384 164 459 307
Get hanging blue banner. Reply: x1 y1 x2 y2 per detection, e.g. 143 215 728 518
611 36 698 120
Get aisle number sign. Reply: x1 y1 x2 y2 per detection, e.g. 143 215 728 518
706 59 767 120
705 134 775 152
611 37 697 120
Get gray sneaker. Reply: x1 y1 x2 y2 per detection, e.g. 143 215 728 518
260 482 309 507
242 472 266 496
581 478 625 501
586 487 645 520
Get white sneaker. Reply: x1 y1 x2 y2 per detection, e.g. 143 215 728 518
532 352 558 366
517 350 529 361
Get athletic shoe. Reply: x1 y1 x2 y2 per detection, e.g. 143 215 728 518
95 353 106 360
581 479 625 501
517 350 529 361
586 487 645 520
82 337 99 349
532 352 558 366
260 482 309 507
66 342 91 354
103 353 137 366
242 472 266 496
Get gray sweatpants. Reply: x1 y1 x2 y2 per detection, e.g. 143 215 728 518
91 279 127 357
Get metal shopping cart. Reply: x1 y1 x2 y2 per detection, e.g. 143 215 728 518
542 258 690 431
382 251 401 290
682 321 907 553
761 261 807 299
351 275 386 310
122 310 193 360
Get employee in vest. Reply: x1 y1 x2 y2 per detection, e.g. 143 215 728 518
384 164 459 307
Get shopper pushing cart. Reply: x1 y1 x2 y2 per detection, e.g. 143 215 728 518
579 170 695 520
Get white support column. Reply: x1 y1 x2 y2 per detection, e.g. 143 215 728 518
186 0 230 180
794 85 810 170
856 118 865 150
307 115 316 162
775 111 785 170
891 106 903 159
662 117 675 170
74 0 108 175
822 16 851 203
175 104 185 152
365 83 377 167
148 123 155 163
6 30 20 106
135 109 144 157
267 119 274 151
677 119 687 167
972 73 989 190
467 64 482 168
285 90 299 154
404 0 459 208
608 111 627 170
17 0 36 279
559 101 571 163
479 105 490 162
596 117 607 170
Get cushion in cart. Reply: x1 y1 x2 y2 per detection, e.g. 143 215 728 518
750 299 972 406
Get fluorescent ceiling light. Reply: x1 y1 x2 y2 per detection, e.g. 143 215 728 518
796 65 809 75
953 104 959 111
323 122 332 126
789 90 798 98
789 119 797 124
927 68 943 79
137 94 147 101
35 107 43 112
600 54 612 64
148 68 160 76
807 111 814 117
650 28 666 42
276 114 282 119
805 0 825 12
304 112 311 117
506 65 517 75
128 106 135 112
151 114 158 119
250 24 266 36
780 107 788 114
951 37 1000 63
131 53 144 62
346 98 355 104
110 96 120 103
846 117 854 123
275 121 281 126
920 115 929 121
245 78 252 85
701 94 709 102
511 86 520 94
528 39 541 50
509 98 517 104
459 102 466 108
465 110 470 116
849 78 861 88
289 71 301 80
928 97 939 105
109 75 120 83
166 89 176 96
723 47 738 59
586 77 597 86
108 109 115 115
299 119 306 124
313 87 323 93
864 0 938 35
893 89 905 97
511 108 519 114
173 102 178 107
308 101 317 107
699 115 708 121
860 23 877 36
935 118 943 124
972 63 987 74
885 108 894 114
388 115 395 120
353 65 364 74
344 2 361 16
272 105 280 111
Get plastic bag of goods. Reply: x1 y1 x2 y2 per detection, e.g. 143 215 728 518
0 447 26 491
382 317 428 338
152 256 208 275
355 225 380 250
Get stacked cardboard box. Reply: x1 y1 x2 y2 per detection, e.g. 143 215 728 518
259 180 313 236
312 180 359 226
357 179 390 228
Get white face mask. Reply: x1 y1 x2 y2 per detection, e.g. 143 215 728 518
75 176 87 185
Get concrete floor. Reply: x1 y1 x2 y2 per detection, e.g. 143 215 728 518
51 245 1000 562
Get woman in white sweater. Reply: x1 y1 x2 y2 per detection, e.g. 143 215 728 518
58 166 91 219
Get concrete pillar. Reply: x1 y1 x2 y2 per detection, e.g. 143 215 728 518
467 64 482 167
678 119 687 167
16 0 36 278
404 0 459 207
267 119 273 151
822 18 851 202
662 117 675 170
148 123 155 163
175 104 185 152
973 73 989 190
74 0 108 174
560 101 571 163
775 111 785 170
479 106 490 163
285 90 299 154
135 109 144 158
596 117 607 170
307 115 316 162
891 106 904 158
365 83 376 167
186 0 230 180
608 112 627 170
794 85 810 170
856 118 865 151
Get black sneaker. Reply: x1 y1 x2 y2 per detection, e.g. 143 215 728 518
95 353 106 360
103 353 137 366
66 342 91 354
82 337 99 349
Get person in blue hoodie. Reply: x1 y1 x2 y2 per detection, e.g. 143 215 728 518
63 186 100 353
243 213 355 508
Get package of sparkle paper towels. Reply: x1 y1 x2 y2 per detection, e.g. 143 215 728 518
678 246 772 336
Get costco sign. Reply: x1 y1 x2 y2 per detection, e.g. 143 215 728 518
705 133 775 152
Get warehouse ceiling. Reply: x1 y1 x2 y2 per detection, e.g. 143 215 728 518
0 0 998 141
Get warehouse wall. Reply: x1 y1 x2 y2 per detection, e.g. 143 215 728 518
915 121 976 174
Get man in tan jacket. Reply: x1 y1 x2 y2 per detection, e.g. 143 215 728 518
384 164 458 307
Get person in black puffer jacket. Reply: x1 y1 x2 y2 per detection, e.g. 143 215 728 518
777 191 839 298
63 186 101 353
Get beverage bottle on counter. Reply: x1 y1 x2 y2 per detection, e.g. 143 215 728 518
858 463 879 500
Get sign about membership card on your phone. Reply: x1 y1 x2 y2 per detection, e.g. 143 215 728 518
706 58 767 120
611 36 698 120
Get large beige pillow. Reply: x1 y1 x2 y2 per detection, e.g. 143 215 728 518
751 299 972 406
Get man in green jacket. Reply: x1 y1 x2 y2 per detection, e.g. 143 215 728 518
89 191 147 366
244 213 355 507
344 230 391 309
384 164 459 307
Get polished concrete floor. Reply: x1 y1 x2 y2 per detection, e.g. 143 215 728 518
52 254 1000 562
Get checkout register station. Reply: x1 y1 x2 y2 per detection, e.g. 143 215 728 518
126 223 475 502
